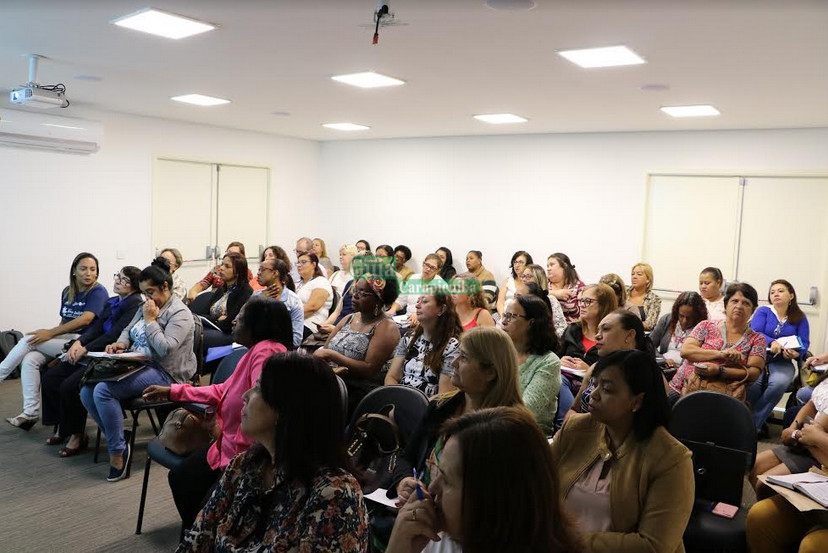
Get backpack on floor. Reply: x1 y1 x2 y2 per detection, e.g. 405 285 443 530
0 330 24 380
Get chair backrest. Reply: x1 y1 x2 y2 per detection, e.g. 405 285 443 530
335 374 348 422
330 288 341 315
192 314 204 377
348 385 429 446
669 391 757 505
189 290 213 317
213 347 248 385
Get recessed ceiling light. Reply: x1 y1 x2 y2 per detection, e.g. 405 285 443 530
171 94 230 106
640 83 669 92
473 113 528 124
74 75 103 82
112 8 216 40
331 71 405 89
271 111 291 117
485 0 537 10
660 104 721 117
558 45 646 68
322 123 370 131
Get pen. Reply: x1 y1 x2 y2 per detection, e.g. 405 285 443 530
413 468 425 500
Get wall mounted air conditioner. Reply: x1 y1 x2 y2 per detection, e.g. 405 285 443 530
0 108 102 154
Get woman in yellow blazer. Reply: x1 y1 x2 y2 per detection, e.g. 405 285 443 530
551 349 694 553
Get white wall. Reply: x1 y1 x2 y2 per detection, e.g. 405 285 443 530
0 111 320 332
317 128 828 349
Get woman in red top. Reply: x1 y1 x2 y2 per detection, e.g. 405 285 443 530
142 297 294 529
452 275 495 331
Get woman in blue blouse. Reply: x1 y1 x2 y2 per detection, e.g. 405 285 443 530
748 279 810 433
1 252 108 430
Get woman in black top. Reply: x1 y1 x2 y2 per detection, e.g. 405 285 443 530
195 252 253 354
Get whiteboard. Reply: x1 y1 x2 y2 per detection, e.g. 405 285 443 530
738 177 828 305
642 175 742 294
152 159 214 262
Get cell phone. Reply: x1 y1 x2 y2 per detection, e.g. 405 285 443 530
711 502 739 519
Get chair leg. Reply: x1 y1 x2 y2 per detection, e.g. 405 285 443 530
127 415 139 478
146 410 160 435
94 427 101 463
135 455 152 535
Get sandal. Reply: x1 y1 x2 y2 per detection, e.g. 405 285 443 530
46 435 65 446
59 434 89 458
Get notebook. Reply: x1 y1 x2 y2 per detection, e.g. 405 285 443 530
812 363 828 373
766 472 828 507
773 335 803 350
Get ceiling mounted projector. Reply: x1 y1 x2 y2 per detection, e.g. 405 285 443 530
8 54 70 109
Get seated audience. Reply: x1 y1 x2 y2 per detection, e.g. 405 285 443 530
356 239 371 254
598 273 627 310
625 262 661 331
329 243 357 295
253 258 304 348
521 263 567 335
547 253 585 323
312 237 335 274
747 377 828 552
569 310 656 416
394 245 414 282
669 282 766 403
260 245 296 291
502 294 561 434
81 264 196 481
451 275 495 331
386 254 448 326
40 266 143 455
314 276 401 414
496 250 533 318
392 326 525 501
560 283 618 371
186 242 257 302
159 247 188 300
385 293 461 397
1 252 108 429
552 350 693 553
178 353 367 552
649 291 708 368
290 237 327 285
435 247 457 281
464 250 497 308
296 252 333 335
194 252 253 351
698 266 726 321
748 279 810 432
749 374 828 491
143 297 293 529
376 244 394 258
388 407 582 553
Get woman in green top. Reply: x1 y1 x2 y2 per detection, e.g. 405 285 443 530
501 294 561 435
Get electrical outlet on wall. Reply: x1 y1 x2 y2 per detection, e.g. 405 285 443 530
116 250 126 260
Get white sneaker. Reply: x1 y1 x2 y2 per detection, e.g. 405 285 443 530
6 413 38 430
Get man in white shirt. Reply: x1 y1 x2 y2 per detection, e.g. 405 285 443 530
253 258 304 348
385 253 448 326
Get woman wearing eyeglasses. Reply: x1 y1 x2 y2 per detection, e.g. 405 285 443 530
296 252 333 336
314 277 401 415
560 284 619 372
747 280 810 433
386 253 449 327
495 250 533 320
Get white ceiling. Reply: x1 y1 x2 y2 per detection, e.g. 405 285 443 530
2 0 827 141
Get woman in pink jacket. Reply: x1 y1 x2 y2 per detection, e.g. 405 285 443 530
142 297 294 529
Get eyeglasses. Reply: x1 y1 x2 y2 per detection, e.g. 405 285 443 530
113 273 125 282
257 267 274 275
296 260 310 266
352 288 380 300
423 263 439 272
578 298 597 307
501 312 529 323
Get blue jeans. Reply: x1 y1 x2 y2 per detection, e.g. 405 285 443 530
796 385 813 405
555 374 575 430
748 359 796 430
80 366 171 456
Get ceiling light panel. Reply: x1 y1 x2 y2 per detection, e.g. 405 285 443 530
113 8 216 40
660 105 721 117
558 45 645 68
322 123 370 131
171 94 230 106
473 113 528 124
331 72 405 89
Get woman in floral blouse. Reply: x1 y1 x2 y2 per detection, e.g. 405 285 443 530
178 352 368 553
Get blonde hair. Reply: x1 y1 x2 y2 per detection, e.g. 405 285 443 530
456 327 524 410
454 274 489 309
632 263 654 292
313 238 328 258
524 264 549 292
599 273 627 306
339 244 359 256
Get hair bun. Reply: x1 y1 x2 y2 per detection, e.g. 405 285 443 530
151 256 171 274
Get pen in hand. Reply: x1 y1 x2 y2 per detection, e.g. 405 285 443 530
413 468 425 500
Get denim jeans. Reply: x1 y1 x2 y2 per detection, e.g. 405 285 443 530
0 334 78 417
80 366 171 456
555 374 576 430
748 359 796 430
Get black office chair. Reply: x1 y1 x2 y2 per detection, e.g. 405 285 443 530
348 385 428 446
669 391 757 553
134 346 246 535
188 290 213 317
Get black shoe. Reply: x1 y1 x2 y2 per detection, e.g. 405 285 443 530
107 442 131 482
757 424 770 440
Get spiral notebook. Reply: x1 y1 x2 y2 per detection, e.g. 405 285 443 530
766 472 828 508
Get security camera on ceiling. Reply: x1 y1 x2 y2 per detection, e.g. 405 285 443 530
9 54 70 109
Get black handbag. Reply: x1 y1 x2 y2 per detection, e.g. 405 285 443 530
80 357 146 385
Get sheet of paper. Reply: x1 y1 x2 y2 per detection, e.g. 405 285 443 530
775 336 803 349
767 471 828 489
85 351 148 361
364 487 398 510
561 366 586 379
758 475 827 512
812 363 828 373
